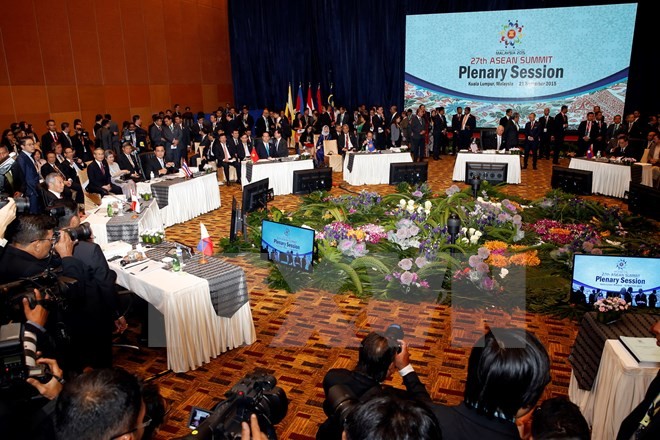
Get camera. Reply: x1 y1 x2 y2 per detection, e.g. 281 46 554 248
324 384 360 429
176 372 288 440
0 269 78 325
54 222 93 242
0 194 30 213
384 324 404 354
0 323 51 390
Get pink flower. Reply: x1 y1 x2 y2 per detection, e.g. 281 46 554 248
481 276 494 290
476 262 490 274
469 255 481 268
415 256 428 268
400 271 414 285
398 258 414 271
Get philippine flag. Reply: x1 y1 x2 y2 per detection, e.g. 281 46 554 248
197 222 214 256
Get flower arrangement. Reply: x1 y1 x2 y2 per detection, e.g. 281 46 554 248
509 148 522 155
385 257 431 294
593 296 629 324
619 157 636 166
140 192 153 201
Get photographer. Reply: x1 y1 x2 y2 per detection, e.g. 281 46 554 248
317 329 432 440
56 198 127 368
0 196 17 258
0 213 87 372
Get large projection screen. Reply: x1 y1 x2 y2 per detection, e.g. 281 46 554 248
404 4 638 128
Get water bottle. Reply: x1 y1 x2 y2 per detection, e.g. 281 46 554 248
150 171 155 180
107 203 113 217
172 247 183 272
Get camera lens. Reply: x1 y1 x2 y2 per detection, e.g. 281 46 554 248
66 222 93 241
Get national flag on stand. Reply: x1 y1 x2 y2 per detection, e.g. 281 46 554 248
328 83 335 123
316 83 323 111
285 83 295 122
197 222 214 256
130 191 140 213
251 146 259 163
306 83 315 113
181 159 193 178
296 83 304 114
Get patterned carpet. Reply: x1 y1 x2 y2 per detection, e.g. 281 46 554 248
113 154 629 439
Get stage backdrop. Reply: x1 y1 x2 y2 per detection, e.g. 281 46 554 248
405 4 638 128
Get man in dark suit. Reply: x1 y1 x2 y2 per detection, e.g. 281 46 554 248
40 119 61 153
192 113 210 142
318 106 333 131
577 112 596 157
116 143 143 180
236 132 253 161
523 112 541 170
458 107 476 150
432 328 550 440
59 122 73 149
11 137 42 213
335 106 353 130
43 173 72 207
450 106 463 154
538 108 554 160
71 125 93 162
504 112 521 151
337 124 358 157
215 133 241 185
174 114 191 163
86 148 122 196
272 130 288 158
481 125 507 151
0 145 16 196
372 106 386 150
132 115 149 151
40 151 67 180
162 115 182 163
606 114 625 150
609 134 638 158
149 115 165 149
143 145 178 178
60 146 86 205
499 108 513 128
254 108 273 138
431 107 448 159
410 107 426 162
254 132 273 159
317 332 433 440
238 106 254 136
553 105 569 164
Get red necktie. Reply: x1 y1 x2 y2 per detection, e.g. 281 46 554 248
52 132 57 142
99 162 105 175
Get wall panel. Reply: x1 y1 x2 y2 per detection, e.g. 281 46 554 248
0 0 232 129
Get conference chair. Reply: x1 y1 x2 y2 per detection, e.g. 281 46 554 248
138 151 156 180
323 139 343 172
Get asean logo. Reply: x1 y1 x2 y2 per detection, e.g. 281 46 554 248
616 259 627 270
500 20 524 47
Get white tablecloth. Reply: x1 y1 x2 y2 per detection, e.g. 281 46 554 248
569 159 653 198
343 152 413 185
110 259 256 373
137 173 221 227
85 198 162 245
569 340 659 440
452 152 522 184
241 158 314 195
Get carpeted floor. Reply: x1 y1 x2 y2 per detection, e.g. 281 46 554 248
113 154 629 439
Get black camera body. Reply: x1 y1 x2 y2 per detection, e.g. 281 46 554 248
0 269 78 325
0 323 51 390
384 324 404 354
54 222 93 242
0 194 30 213
176 372 288 440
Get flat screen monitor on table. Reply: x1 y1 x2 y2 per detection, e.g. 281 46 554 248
465 162 507 185
551 166 593 195
260 220 315 272
242 178 270 214
570 254 660 307
389 162 428 185
292 168 332 195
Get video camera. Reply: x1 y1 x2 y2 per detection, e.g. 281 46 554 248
176 372 288 440
0 323 51 390
0 269 78 325
0 194 30 214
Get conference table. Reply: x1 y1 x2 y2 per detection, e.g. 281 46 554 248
568 158 653 198
241 157 314 195
452 151 522 184
136 172 221 227
568 312 659 439
85 197 162 245
106 241 256 373
343 151 413 185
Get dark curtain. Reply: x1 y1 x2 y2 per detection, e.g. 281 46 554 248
229 0 657 117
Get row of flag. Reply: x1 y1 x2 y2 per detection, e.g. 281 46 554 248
285 83 335 121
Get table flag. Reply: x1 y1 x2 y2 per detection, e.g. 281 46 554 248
197 222 214 256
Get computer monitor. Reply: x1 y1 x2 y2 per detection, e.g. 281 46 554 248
292 168 332 195
260 220 316 272
465 162 508 185
389 162 428 185
229 196 247 242
241 178 270 214
550 166 593 195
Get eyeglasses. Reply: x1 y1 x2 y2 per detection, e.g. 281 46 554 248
110 414 152 440
31 236 57 245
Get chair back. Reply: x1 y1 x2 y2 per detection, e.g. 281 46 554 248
640 148 650 164
324 140 338 155
138 152 156 179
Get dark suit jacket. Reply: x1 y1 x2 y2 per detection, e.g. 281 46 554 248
40 162 66 180
524 120 541 148
87 160 112 190
554 112 568 140
410 115 425 140
117 152 141 175
577 120 596 153
432 402 521 440
317 369 432 440
40 131 61 152
318 112 333 130
451 113 463 132
481 131 507 150
237 142 253 160
272 137 288 157
149 124 165 148
335 112 353 129
499 116 510 127
255 116 273 137
504 120 520 149
11 151 41 213
337 133 358 152
617 371 660 440
538 114 554 140
143 156 178 178
607 122 625 142
254 140 271 159
162 124 182 161
71 134 93 162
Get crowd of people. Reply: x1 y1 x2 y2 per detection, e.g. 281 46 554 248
1 102 659 439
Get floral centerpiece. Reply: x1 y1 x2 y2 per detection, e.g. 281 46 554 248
619 157 637 166
593 296 629 324
508 147 522 155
